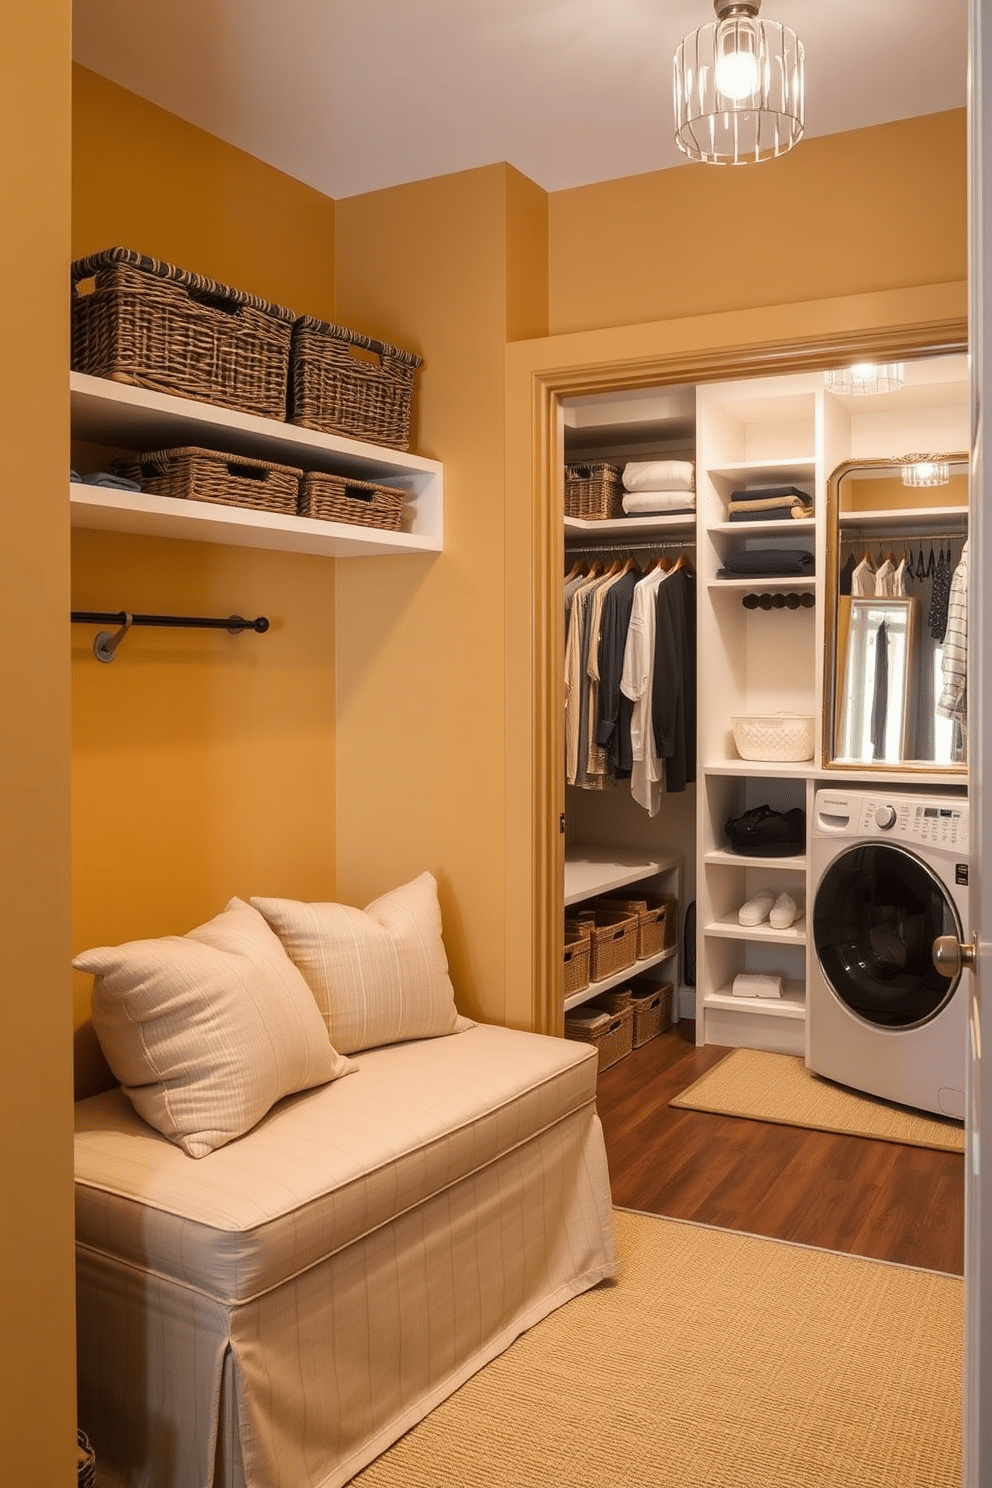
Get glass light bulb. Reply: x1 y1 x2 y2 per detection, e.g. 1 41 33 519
850 363 877 383
715 48 759 101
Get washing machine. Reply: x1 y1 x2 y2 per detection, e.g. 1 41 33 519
808 788 969 1119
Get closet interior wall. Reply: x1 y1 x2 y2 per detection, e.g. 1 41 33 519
561 351 970 1049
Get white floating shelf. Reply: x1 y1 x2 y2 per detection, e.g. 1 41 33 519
564 512 695 541
703 916 806 946
707 458 816 486
564 846 680 906
564 946 677 1011
708 518 815 535
838 504 968 532
703 759 816 778
704 850 807 870
704 982 806 1019
70 372 443 555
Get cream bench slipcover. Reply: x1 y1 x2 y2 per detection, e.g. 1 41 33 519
74 1022 618 1488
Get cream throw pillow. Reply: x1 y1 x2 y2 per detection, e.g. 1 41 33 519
253 872 473 1055
74 897 354 1158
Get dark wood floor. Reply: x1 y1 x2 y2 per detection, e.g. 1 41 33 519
595 1021 965 1275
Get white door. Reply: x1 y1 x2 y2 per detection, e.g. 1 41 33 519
965 0 990 1479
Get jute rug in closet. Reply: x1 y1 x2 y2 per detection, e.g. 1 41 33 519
352 1208 961 1488
670 1047 966 1153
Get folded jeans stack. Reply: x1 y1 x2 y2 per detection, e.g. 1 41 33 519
621 459 695 516
727 485 813 522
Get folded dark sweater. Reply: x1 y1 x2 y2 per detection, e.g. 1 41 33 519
729 485 810 503
717 549 815 578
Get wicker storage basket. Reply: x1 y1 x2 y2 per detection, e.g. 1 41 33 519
564 1002 634 1071
563 926 591 998
598 893 678 959
588 986 633 1014
298 471 406 530
289 317 422 450
117 447 302 515
71 248 295 421
587 906 639 982
564 462 624 521
628 980 675 1047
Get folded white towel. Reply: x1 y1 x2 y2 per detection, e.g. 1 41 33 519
623 460 695 494
622 490 697 515
732 972 783 999
769 891 801 929
738 893 775 927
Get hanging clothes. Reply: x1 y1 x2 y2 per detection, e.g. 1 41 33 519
870 619 890 760
651 563 696 793
850 555 876 596
564 571 604 787
595 567 641 779
936 539 969 727
838 550 856 596
873 556 897 597
620 565 671 817
928 544 952 642
585 566 631 783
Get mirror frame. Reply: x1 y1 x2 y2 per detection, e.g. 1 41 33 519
823 453 969 775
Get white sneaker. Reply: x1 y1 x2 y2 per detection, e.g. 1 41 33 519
769 891 800 929
738 892 775 926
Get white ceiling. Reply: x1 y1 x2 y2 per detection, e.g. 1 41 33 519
72 0 969 199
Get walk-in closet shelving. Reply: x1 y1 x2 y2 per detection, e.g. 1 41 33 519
561 384 696 1022
694 353 969 1055
69 371 444 557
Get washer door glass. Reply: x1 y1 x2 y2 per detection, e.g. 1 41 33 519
813 843 961 1028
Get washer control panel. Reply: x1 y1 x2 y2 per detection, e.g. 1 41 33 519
813 790 969 852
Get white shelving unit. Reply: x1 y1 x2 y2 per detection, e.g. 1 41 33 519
694 353 970 1056
564 846 681 1014
70 371 443 557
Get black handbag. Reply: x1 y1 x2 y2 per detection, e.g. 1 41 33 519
725 804 806 857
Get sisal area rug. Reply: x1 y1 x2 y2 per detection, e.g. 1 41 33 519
670 1047 966 1153
352 1208 962 1488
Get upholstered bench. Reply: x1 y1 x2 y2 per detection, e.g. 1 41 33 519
72 878 617 1488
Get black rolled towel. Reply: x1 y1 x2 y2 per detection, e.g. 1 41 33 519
717 549 815 578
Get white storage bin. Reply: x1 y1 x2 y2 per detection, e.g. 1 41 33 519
731 713 815 762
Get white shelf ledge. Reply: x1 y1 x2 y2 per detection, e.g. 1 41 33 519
708 518 815 536
703 982 806 1019
838 504 968 533
703 759 816 778
703 916 806 946
564 512 695 542
564 946 677 1011
707 458 816 486
70 372 443 554
704 849 807 870
564 845 680 905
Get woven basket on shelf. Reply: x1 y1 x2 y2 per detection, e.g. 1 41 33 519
587 907 639 982
117 446 302 515
289 317 422 450
598 893 678 960
564 462 624 521
71 247 295 421
628 980 674 1047
564 1002 634 1071
563 925 591 997
298 471 407 530
588 986 633 1015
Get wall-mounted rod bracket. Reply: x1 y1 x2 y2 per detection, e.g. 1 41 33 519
71 610 270 663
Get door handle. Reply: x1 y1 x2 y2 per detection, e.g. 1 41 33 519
932 933 977 978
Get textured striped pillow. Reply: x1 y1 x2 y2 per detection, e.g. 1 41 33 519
253 872 473 1055
74 898 354 1157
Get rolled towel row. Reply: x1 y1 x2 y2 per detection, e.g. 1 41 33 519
622 490 697 515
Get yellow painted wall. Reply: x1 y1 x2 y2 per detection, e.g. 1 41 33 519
548 111 967 335
333 166 548 1025
70 70 340 1057
1 3 77 1481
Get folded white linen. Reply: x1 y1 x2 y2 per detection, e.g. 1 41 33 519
623 460 695 493
622 490 697 515
731 972 784 999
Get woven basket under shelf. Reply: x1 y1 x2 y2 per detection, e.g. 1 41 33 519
117 447 302 515
588 986 633 1014
290 317 422 450
564 1003 634 1071
298 471 406 530
564 462 624 521
587 907 639 982
71 247 295 421
628 981 674 1047
563 927 591 998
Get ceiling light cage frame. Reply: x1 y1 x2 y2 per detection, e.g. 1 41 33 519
901 454 952 488
674 0 804 166
825 363 907 396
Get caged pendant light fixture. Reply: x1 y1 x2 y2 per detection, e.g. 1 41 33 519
674 0 804 165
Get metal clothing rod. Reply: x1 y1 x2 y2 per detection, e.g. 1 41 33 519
840 527 967 543
564 537 697 556
71 610 269 664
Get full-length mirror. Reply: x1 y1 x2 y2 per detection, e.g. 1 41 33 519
826 456 969 771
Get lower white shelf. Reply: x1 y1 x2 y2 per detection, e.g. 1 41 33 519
565 946 677 1012
564 845 680 905
704 916 806 946
703 982 806 1019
